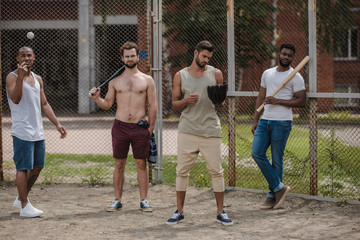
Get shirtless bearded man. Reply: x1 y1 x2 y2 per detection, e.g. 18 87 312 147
89 41 157 212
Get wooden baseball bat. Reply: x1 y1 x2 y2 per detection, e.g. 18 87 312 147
256 55 310 112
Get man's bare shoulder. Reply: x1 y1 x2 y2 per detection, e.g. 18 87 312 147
136 71 155 85
6 71 16 80
34 73 43 82
214 67 223 75
5 71 18 86
137 70 153 78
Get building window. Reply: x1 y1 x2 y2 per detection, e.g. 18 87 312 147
334 85 359 107
334 27 358 60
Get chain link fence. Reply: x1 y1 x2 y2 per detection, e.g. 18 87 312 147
1 0 360 201
1 0 152 185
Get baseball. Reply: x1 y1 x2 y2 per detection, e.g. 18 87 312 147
27 32 34 39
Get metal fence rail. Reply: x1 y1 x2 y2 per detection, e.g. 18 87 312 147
1 0 359 201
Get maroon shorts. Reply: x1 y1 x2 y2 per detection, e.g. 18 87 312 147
112 119 150 159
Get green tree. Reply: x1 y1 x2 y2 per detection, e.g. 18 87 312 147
291 0 354 54
163 0 277 76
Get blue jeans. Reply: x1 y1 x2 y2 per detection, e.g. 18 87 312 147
251 119 292 198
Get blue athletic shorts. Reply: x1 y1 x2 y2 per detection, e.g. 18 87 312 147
12 136 46 171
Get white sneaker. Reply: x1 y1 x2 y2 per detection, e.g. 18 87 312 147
13 197 30 210
20 203 43 218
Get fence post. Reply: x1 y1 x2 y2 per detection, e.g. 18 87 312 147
78 0 92 114
227 0 236 186
152 0 163 182
0 0 3 181
309 100 318 195
308 0 318 195
228 98 236 186
0 20 4 181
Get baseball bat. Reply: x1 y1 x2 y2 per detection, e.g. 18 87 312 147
256 56 310 112
89 66 125 96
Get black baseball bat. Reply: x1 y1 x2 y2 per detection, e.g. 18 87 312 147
89 66 125 96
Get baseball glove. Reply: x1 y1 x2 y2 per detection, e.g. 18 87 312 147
207 81 227 105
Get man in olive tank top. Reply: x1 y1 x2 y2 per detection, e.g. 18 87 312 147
166 41 233 226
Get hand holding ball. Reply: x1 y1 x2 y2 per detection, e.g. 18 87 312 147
27 32 34 40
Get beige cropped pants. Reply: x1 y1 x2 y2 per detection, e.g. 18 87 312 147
176 133 225 192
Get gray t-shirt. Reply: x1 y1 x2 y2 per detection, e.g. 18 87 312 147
178 65 222 138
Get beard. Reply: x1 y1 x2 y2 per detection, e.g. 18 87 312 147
125 61 137 69
195 55 206 68
279 56 291 68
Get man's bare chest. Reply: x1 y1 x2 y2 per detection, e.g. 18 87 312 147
24 76 36 86
114 78 147 94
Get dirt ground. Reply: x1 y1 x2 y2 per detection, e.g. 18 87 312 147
0 183 359 240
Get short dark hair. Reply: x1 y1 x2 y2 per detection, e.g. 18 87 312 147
195 40 214 53
18 46 34 56
120 41 139 56
280 43 296 54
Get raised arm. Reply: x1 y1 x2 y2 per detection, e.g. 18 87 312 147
6 63 29 104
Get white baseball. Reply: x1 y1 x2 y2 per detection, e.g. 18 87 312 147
27 32 34 39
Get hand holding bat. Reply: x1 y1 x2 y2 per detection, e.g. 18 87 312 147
89 87 100 100
89 66 125 97
256 56 310 112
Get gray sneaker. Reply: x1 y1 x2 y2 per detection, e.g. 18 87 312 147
273 186 290 209
140 199 153 212
107 199 122 212
260 197 276 210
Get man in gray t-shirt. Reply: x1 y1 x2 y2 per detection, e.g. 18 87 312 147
252 43 306 210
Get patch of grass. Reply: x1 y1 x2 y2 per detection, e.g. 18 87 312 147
81 166 111 186
42 153 138 183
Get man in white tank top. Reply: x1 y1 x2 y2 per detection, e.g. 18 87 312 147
166 41 232 226
251 44 306 210
6 47 67 217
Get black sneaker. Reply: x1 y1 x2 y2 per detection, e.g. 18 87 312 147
166 210 184 225
217 210 233 226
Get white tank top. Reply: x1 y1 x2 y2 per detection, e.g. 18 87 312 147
7 71 45 141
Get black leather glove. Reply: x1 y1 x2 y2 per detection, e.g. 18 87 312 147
207 81 227 105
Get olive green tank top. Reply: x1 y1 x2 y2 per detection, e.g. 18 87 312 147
178 65 222 138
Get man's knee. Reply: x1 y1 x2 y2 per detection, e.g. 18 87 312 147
251 150 264 162
114 159 127 171
176 167 191 178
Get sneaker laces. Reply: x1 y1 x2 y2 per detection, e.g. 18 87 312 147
219 211 230 220
141 199 151 208
171 211 182 219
